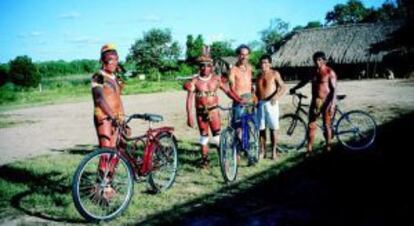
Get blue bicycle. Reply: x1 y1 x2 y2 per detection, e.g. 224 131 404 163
218 103 259 183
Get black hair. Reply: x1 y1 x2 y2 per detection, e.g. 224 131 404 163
260 54 272 64
235 44 251 55
312 51 326 62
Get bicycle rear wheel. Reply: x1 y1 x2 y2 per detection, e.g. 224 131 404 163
336 110 377 150
148 133 178 192
278 114 307 152
219 127 238 183
72 148 134 222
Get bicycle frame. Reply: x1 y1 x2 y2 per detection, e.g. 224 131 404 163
222 104 257 151
114 118 174 178
290 94 345 134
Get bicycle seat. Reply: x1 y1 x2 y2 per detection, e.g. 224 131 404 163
337 95 346 100
144 113 163 122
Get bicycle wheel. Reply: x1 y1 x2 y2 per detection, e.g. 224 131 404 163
219 127 238 183
247 119 260 163
278 114 307 152
148 133 178 192
72 148 134 222
336 110 377 151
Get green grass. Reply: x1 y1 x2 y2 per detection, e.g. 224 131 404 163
0 140 304 225
0 75 183 111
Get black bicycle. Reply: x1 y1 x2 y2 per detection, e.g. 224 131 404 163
278 93 377 152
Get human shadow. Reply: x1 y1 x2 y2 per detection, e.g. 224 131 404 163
0 165 87 223
139 111 414 226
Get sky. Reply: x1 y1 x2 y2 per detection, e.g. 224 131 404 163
0 0 386 63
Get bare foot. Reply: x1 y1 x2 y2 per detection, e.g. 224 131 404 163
271 151 278 161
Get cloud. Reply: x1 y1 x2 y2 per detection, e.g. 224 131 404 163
70 36 101 44
137 15 162 23
18 31 44 38
206 33 225 43
58 11 81 19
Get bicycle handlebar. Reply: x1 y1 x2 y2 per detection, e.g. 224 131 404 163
126 113 163 124
289 92 308 99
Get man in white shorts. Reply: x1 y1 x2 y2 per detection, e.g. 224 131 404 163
256 55 287 160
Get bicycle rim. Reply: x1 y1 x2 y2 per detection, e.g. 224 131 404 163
148 134 178 192
219 128 238 182
72 149 134 221
336 110 377 150
278 114 307 152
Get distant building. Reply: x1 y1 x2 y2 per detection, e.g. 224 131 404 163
271 21 408 80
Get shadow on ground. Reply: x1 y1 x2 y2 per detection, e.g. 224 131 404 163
0 165 87 223
141 112 414 226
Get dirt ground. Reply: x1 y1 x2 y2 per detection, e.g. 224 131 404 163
1 79 413 166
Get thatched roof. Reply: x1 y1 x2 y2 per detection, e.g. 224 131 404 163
219 56 238 67
272 21 403 67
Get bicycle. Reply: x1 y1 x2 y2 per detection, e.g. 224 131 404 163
72 113 178 222
218 103 259 183
278 92 377 152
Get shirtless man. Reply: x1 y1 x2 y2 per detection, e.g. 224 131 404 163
91 44 126 200
228 44 257 165
256 55 287 160
290 51 337 154
184 48 244 168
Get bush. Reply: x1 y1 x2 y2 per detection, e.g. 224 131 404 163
9 55 41 87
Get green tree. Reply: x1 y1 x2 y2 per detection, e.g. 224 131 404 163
128 28 181 74
293 21 323 31
185 34 204 64
260 18 290 54
325 0 369 25
0 64 9 86
210 40 234 61
9 55 40 87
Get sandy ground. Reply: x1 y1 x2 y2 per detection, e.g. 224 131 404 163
1 79 413 166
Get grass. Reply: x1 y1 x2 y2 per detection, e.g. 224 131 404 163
0 75 183 111
0 140 305 225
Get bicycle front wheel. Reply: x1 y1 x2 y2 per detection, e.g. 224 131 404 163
72 148 134 222
247 119 260 163
148 133 178 192
278 114 307 152
336 110 377 151
219 127 238 183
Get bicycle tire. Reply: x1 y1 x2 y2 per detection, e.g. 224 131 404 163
219 127 238 183
148 133 178 192
72 148 134 222
278 114 307 152
336 110 377 151
247 119 260 163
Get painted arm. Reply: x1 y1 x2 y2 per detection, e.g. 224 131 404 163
289 75 310 94
183 81 195 128
328 70 337 113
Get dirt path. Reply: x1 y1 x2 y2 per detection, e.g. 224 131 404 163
1 79 413 166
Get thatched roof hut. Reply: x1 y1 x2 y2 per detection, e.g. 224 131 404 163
214 56 238 76
272 21 403 68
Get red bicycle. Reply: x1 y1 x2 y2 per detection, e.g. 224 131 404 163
72 113 178 221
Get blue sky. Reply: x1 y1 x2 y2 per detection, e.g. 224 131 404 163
0 0 385 63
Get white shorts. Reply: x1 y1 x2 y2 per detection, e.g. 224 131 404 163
258 100 280 130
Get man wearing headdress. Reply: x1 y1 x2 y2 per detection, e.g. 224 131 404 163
184 46 244 168
91 43 125 200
